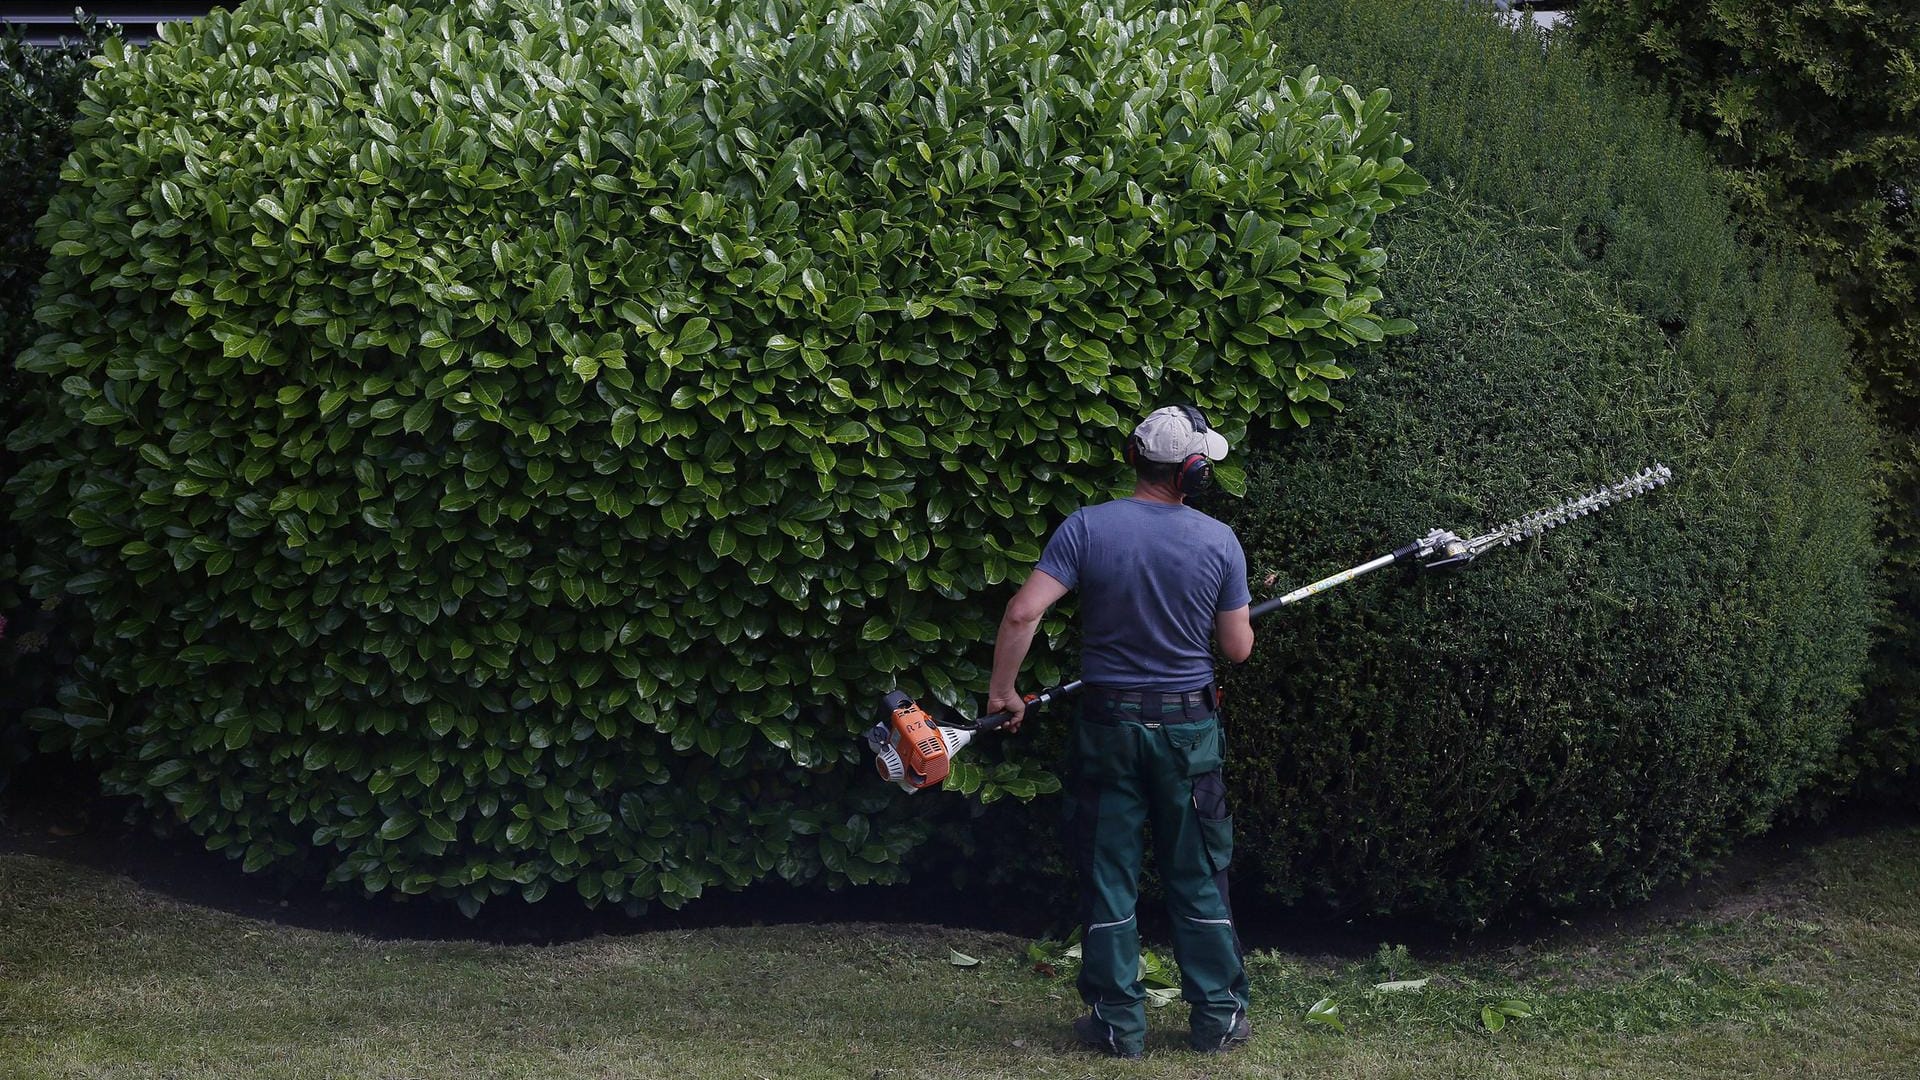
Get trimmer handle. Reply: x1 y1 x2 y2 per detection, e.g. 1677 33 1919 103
974 680 1085 731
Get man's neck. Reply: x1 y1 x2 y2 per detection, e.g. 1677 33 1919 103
1130 479 1185 506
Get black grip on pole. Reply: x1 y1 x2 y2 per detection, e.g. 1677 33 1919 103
1249 595 1285 620
973 683 1084 730
1391 540 1422 562
976 709 1015 731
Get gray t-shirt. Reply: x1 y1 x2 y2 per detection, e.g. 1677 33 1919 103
1034 498 1251 692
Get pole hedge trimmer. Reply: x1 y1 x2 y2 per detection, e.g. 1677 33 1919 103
865 464 1673 793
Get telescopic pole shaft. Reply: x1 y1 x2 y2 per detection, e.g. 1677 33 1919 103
1249 544 1419 618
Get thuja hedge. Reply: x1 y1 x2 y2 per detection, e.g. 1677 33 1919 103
1574 0 1920 810
6 0 1424 908
1202 0 1878 923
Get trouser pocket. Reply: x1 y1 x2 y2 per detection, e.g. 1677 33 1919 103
1165 715 1223 776
1191 769 1233 874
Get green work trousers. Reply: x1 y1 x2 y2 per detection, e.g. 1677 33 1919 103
1065 694 1249 1055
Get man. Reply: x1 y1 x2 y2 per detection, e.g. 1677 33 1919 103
986 403 1255 1059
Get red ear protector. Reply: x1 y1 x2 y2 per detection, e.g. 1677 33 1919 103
1125 404 1215 496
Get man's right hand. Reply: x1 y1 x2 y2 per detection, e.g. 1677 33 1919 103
985 690 1026 732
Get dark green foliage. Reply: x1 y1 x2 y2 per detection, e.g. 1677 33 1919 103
1570 1 1917 386
1571 1 1920 807
1 14 117 796
0 14 112 365
4 0 1422 909
1207 0 1878 924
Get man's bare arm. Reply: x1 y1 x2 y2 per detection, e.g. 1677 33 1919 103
985 570 1071 730
1214 604 1253 664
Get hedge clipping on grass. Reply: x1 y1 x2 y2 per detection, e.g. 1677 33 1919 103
6 0 1424 910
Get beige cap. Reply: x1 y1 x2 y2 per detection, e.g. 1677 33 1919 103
1131 405 1229 463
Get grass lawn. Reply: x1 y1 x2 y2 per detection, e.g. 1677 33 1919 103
3 822 1918 1079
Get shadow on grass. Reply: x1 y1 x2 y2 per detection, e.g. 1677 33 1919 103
4 758 1914 958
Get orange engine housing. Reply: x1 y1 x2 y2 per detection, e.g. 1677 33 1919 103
874 689 951 789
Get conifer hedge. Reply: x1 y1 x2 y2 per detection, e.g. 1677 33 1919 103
1 14 117 795
5 0 1424 909
1572 0 1920 808
1203 0 1878 923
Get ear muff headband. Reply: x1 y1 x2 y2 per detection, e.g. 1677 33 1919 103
1177 452 1213 496
1175 406 1214 495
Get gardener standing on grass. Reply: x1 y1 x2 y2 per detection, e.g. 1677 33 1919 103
986 404 1255 1059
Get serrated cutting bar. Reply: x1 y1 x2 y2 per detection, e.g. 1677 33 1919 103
1443 464 1673 564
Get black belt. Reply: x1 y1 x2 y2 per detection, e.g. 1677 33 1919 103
1085 684 1216 716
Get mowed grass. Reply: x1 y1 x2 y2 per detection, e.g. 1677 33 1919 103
3 824 1919 1079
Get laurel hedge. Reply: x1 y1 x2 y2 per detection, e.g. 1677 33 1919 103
5 0 1424 909
1203 0 1878 923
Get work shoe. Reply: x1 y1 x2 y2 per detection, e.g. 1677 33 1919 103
1073 1014 1142 1059
1190 1010 1252 1054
